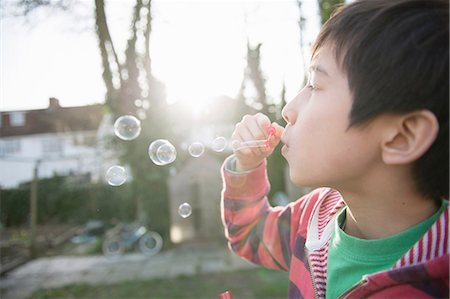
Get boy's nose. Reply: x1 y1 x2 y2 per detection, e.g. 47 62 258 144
282 87 309 125
281 105 291 124
282 93 300 125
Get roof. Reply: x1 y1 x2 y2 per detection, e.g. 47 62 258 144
0 98 104 138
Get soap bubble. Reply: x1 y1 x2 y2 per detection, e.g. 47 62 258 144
149 139 177 165
188 142 204 157
178 202 192 218
142 100 150 110
105 165 127 186
114 115 141 141
211 137 227 152
137 109 146 120
156 144 177 165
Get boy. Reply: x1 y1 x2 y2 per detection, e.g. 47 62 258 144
221 0 449 298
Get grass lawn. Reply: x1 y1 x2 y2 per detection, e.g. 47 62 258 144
30 268 289 299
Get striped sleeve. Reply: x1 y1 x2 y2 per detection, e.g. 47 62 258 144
221 157 311 272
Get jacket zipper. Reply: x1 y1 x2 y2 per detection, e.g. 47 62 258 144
305 247 320 299
337 275 369 299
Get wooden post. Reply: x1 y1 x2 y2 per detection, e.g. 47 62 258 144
30 159 40 258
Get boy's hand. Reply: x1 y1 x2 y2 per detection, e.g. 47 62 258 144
231 113 284 172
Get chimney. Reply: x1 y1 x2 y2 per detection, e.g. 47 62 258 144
48 97 60 111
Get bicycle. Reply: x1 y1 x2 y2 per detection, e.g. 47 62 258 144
102 223 163 258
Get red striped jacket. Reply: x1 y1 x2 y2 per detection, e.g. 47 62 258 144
221 158 449 298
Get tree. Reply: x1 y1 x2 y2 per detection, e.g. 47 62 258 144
94 0 172 239
296 0 308 87
296 0 344 83
317 0 345 25
237 42 268 114
236 40 287 200
10 0 172 241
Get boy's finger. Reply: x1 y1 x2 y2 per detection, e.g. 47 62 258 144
246 116 265 139
264 122 284 149
236 129 263 156
271 122 285 139
256 113 272 135
246 117 269 155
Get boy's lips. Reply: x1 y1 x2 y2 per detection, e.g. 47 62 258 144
281 135 289 155
281 131 289 148
281 143 289 156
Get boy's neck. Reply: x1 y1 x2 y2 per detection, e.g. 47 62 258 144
343 197 439 240
338 167 440 240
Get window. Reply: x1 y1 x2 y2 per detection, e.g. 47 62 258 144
73 133 96 147
42 138 62 154
9 112 26 127
73 134 84 146
0 140 21 156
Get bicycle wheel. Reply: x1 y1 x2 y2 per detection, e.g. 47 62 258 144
138 231 163 256
103 237 124 258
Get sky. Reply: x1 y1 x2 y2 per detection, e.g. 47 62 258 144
0 0 321 112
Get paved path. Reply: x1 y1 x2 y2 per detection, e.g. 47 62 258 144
0 243 255 299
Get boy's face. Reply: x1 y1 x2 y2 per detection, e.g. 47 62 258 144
281 44 381 189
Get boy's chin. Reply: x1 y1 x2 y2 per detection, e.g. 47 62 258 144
289 173 317 189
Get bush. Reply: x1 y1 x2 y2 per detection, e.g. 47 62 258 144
0 176 135 227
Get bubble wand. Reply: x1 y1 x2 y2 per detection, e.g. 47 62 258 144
233 126 275 150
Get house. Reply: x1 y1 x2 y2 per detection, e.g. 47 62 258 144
0 98 110 188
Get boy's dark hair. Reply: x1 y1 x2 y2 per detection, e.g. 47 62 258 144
312 0 449 200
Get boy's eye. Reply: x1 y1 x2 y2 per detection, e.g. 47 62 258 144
306 72 317 91
306 83 317 90
306 80 317 91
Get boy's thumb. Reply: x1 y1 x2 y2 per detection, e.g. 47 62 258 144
271 122 285 138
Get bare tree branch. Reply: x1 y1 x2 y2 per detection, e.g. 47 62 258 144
95 0 125 113
14 0 72 17
297 0 308 87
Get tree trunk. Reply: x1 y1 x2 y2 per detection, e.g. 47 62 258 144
296 0 308 87
95 0 122 113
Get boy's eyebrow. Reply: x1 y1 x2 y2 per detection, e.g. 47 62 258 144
309 64 329 77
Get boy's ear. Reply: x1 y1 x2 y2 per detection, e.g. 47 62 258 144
381 110 438 165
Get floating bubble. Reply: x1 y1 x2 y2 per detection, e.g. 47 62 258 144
188 142 205 157
149 139 177 165
114 115 141 141
211 137 227 152
156 144 177 165
137 109 146 120
142 100 150 110
105 165 127 186
178 202 192 218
